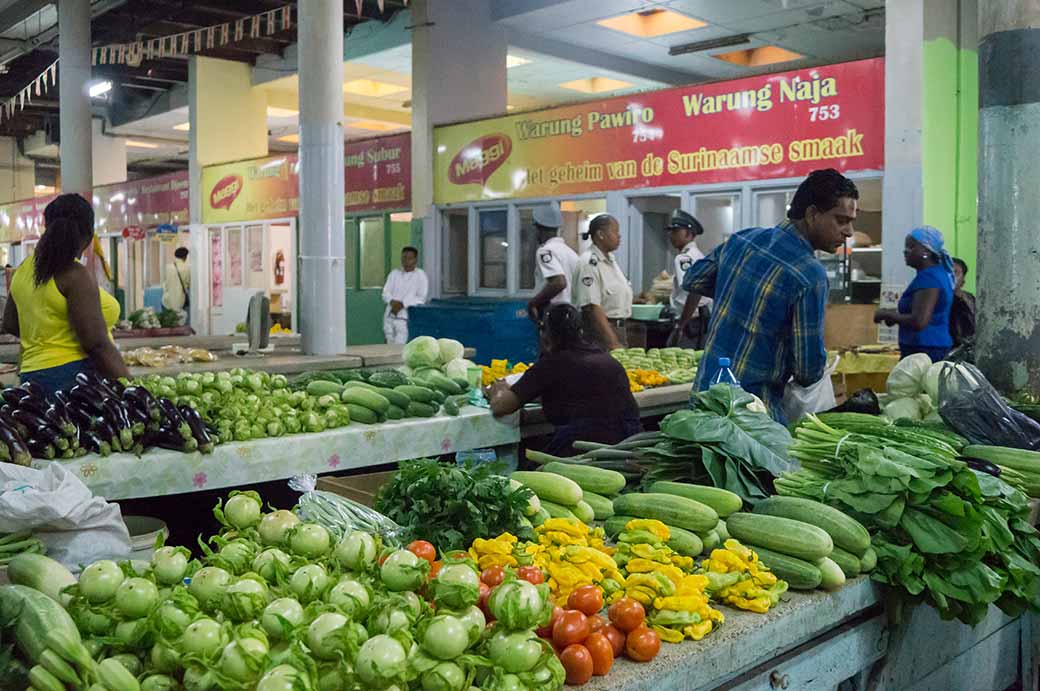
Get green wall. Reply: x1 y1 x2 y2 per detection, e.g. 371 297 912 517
922 37 978 292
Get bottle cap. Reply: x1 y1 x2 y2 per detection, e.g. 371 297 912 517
719 357 731 367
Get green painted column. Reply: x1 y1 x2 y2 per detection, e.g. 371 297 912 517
977 2 1040 393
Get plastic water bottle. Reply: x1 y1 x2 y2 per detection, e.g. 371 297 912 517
710 357 742 387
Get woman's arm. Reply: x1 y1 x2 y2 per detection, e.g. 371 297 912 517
581 304 622 350
487 379 522 416
2 296 18 336
61 266 130 380
874 288 940 331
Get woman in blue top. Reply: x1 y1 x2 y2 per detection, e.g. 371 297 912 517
873 226 954 361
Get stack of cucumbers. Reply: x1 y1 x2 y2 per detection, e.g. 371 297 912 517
723 496 875 591
303 367 472 424
511 461 627 527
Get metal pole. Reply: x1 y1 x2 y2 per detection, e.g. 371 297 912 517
298 0 346 354
58 0 92 195
977 2 1040 393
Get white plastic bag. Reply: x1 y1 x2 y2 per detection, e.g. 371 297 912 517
0 463 131 569
782 355 841 422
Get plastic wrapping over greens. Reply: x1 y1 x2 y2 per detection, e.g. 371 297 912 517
290 474 405 545
937 363 1040 451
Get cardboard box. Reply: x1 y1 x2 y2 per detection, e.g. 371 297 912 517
317 471 396 508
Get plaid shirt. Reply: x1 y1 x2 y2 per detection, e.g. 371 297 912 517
682 220 829 422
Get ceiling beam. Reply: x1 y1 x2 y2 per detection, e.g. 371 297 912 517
492 0 567 22
265 87 411 125
0 0 128 68
507 29 705 86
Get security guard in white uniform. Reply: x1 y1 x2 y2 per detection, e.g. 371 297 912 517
665 209 711 348
527 205 580 323
574 213 633 350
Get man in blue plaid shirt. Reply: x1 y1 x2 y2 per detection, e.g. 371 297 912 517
678 169 858 423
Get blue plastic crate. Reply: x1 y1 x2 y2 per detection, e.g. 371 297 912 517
408 298 539 365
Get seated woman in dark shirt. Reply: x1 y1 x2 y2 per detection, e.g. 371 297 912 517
488 303 642 456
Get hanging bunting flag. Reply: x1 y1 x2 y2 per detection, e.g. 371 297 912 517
250 15 260 38
194 30 203 52
48 63 56 86
220 22 229 45
18 92 24 110
267 9 276 34
355 0 363 16
234 19 244 42
378 0 385 12
180 32 189 54
282 6 291 30
207 26 215 49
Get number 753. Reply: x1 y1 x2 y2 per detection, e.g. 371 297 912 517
809 105 840 121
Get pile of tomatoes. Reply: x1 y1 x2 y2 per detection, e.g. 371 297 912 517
538 586 661 686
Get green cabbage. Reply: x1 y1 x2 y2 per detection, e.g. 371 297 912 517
883 396 922 421
438 338 465 364
886 353 932 397
443 358 475 381
404 336 441 368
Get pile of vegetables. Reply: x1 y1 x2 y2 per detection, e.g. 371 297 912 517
610 348 700 385
481 361 530 387
123 346 217 369
0 531 47 566
0 374 215 462
402 336 477 385
0 490 571 690
775 413 1040 624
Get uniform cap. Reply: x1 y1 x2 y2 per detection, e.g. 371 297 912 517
533 205 563 229
665 209 704 235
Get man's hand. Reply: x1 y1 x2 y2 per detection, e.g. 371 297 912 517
873 308 896 326
484 377 511 400
526 301 542 324
390 300 404 315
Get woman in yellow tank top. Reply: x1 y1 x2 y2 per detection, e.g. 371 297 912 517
2 194 129 395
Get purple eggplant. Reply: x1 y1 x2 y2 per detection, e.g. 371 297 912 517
0 422 31 466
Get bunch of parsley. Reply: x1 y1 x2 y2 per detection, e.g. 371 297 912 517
374 459 535 553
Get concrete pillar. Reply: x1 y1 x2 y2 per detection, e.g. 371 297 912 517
881 0 978 294
977 2 1040 392
91 120 126 187
58 0 92 195
410 0 507 297
297 0 346 354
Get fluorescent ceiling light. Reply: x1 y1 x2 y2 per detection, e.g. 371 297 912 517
277 133 299 143
266 106 299 117
126 140 160 149
506 105 517 111
507 54 531 68
598 9 706 38
173 122 190 131
343 79 408 97
713 45 803 67
670 33 750 56
350 120 399 132
88 80 112 98
558 77 634 94
34 184 53 194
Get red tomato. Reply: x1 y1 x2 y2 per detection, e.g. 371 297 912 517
587 614 606 634
567 585 604 616
406 540 437 564
559 644 593 685
537 605 565 639
517 565 545 584
481 565 506 588
602 625 626 657
478 582 492 617
584 632 614 676
429 560 443 580
608 597 646 633
625 626 660 662
552 610 590 648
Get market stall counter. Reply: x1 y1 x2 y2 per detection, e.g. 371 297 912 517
521 383 692 438
32 406 519 500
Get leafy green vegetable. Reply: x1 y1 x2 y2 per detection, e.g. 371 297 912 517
374 459 534 552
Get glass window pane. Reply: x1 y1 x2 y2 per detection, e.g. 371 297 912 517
755 190 795 228
442 209 469 294
359 217 386 288
209 228 223 307
693 194 740 254
245 225 265 290
479 209 507 290
146 237 161 286
345 219 358 289
518 207 538 291
226 226 243 287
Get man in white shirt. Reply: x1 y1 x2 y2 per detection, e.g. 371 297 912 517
527 205 580 323
162 247 191 324
382 246 428 344
665 210 711 348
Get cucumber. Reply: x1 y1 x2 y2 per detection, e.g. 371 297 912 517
451 377 471 392
509 479 542 516
540 500 578 520
542 462 626 496
581 492 615 520
604 515 637 538
648 481 743 517
368 370 411 389
816 557 846 590
611 492 718 533
341 388 390 414
572 500 595 524
828 546 862 578
443 397 460 416
306 380 344 396
750 546 823 590
345 404 379 425
753 496 870 555
395 385 437 404
6 554 75 605
698 529 720 552
666 526 703 557
530 508 551 527
406 402 438 418
714 519 730 541
426 371 463 395
511 471 583 506
726 513 834 561
373 387 411 409
859 546 877 573
386 405 404 420
0 584 82 665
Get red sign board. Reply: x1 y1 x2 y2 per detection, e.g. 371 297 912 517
201 132 412 223
434 58 885 203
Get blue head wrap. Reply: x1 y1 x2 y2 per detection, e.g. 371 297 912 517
908 226 955 283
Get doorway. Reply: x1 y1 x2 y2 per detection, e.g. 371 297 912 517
629 194 681 294
345 211 419 345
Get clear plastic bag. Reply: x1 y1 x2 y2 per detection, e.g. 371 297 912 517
289 474 405 545
937 362 1040 450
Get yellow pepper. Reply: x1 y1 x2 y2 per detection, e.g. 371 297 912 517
696 539 788 613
